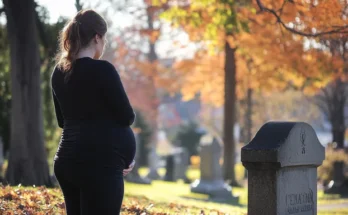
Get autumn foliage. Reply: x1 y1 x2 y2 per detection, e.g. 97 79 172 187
162 0 346 105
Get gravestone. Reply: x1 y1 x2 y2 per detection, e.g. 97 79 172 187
174 147 190 183
164 147 190 183
191 133 237 201
242 122 325 215
324 161 348 195
146 148 161 180
125 134 152 184
164 154 174 181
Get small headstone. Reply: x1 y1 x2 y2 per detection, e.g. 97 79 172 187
324 161 348 195
164 154 175 181
242 122 325 215
125 134 152 184
164 147 190 183
174 147 190 183
146 148 161 180
191 133 237 201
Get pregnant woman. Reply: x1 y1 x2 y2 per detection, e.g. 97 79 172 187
51 9 136 215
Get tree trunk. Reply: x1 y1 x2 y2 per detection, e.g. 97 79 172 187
332 126 345 148
223 39 238 186
329 79 346 149
145 7 160 179
246 88 253 144
3 0 52 186
146 6 159 144
244 87 253 179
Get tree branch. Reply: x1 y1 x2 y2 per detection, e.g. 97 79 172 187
256 0 348 37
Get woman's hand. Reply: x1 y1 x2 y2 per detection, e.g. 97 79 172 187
123 160 135 176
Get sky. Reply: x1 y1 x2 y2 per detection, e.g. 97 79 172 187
35 0 195 59
37 0 77 23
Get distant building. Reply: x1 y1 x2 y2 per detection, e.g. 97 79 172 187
158 94 201 129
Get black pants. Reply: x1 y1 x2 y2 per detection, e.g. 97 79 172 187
54 160 124 215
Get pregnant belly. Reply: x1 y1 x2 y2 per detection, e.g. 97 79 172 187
108 126 136 168
55 121 136 170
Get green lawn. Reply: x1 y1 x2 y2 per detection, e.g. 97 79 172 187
125 180 348 214
128 165 348 214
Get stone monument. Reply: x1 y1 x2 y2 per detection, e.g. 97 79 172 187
174 147 190 183
146 148 161 180
242 122 325 215
164 154 175 181
164 147 190 183
191 133 237 201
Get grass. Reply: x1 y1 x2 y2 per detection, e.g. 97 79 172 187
318 209 348 215
124 180 348 214
125 180 246 212
131 165 348 214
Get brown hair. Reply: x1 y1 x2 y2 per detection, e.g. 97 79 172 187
56 9 107 72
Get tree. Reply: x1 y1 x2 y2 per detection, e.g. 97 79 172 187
161 0 346 185
0 24 10 155
315 76 347 149
3 0 52 186
250 0 348 148
161 0 250 186
239 1 348 149
255 0 348 37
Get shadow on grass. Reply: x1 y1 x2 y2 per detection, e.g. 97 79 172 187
178 194 245 208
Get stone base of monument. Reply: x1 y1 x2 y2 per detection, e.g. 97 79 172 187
190 179 238 202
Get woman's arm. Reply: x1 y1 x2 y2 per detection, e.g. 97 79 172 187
99 61 136 126
52 89 64 128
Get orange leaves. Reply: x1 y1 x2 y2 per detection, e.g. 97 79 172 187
226 35 238 49
0 185 65 214
174 52 225 106
140 29 161 43
255 0 348 36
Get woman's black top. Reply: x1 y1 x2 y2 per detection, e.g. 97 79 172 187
51 57 136 170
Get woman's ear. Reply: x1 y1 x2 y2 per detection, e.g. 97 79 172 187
94 34 100 44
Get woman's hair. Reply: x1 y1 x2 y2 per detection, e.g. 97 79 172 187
55 9 107 72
